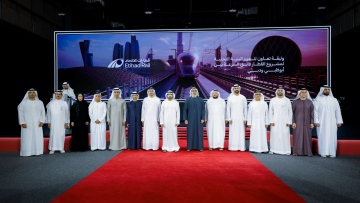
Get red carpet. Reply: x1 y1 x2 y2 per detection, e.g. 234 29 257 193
52 139 305 203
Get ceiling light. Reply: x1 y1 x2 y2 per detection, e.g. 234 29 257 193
229 9 237 13
58 12 66 16
317 6 326 10
144 11 153 14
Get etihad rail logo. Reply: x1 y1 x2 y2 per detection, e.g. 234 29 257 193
107 58 151 68
108 59 124 68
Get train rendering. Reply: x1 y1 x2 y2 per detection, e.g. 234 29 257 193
175 52 200 78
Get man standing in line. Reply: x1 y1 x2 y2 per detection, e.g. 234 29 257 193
183 87 205 152
292 88 314 156
107 88 127 150
205 89 226 151
46 90 69 154
18 88 46 157
61 82 76 100
247 90 269 153
160 90 180 152
61 82 75 133
268 86 293 155
141 87 161 150
314 85 343 158
126 91 142 150
89 93 107 151
226 84 248 151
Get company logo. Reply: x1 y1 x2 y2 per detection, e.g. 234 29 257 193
107 59 124 68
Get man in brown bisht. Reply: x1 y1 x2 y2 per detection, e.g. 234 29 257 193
291 88 314 156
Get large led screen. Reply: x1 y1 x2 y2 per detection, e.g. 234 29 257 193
55 26 330 100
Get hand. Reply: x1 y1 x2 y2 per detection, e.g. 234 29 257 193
292 123 296 129
270 123 275 126
310 124 314 129
48 123 51 128
160 124 164 127
248 125 251 128
286 124 290 127
315 123 320 127
175 124 179 127
71 122 75 127
39 122 43 127
64 123 68 128
184 120 188 125
122 121 126 126
200 120 205 124
229 120 232 125
21 124 27 128
108 121 111 126
337 123 342 127
85 121 89 125
265 125 269 128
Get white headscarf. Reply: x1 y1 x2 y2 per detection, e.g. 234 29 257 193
189 87 199 97
147 87 158 98
89 93 102 108
209 89 221 100
229 84 241 97
252 90 265 102
164 90 176 100
315 85 334 99
294 88 312 100
130 91 139 101
52 90 63 100
62 82 72 89
21 88 39 102
109 88 122 100
275 86 287 98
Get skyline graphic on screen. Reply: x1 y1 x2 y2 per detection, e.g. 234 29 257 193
55 27 330 100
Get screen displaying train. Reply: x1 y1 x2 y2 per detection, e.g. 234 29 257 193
55 26 330 100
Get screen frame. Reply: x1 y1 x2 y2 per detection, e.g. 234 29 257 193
54 26 331 101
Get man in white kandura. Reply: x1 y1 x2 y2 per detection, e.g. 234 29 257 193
314 85 343 158
107 88 127 150
46 90 70 154
89 93 107 151
61 82 76 100
268 86 292 155
226 84 248 151
160 90 180 152
61 82 75 133
205 89 226 151
141 87 161 150
18 88 46 157
247 90 269 153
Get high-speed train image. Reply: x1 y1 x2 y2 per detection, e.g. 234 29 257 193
175 52 200 78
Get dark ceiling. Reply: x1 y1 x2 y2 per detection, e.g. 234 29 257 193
54 0 345 30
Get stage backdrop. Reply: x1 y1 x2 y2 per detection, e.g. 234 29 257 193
55 26 330 101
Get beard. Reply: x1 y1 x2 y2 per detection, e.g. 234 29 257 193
323 92 329 96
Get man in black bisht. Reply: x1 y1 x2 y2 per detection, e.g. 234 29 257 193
126 92 143 150
183 87 205 152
